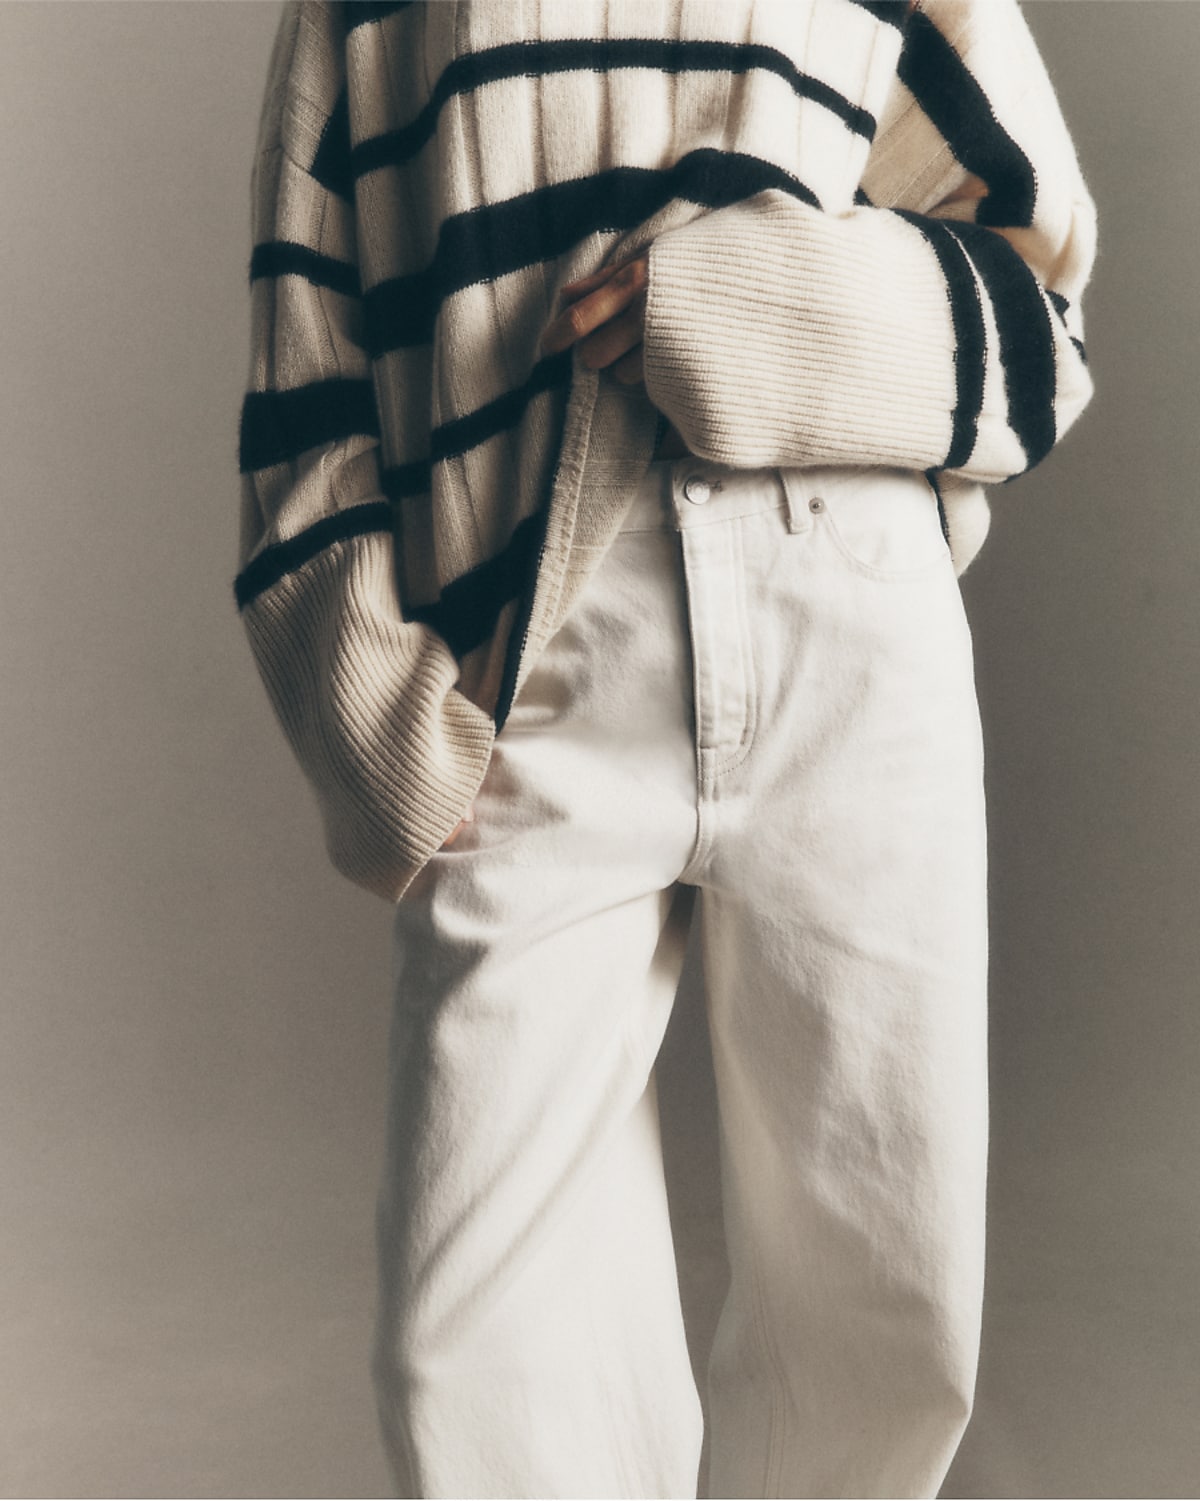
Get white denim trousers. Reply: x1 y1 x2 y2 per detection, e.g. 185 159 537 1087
372 457 990 1500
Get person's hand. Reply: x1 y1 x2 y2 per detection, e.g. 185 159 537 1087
440 803 475 849
539 254 649 386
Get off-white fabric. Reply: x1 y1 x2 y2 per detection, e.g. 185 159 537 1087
372 457 989 1499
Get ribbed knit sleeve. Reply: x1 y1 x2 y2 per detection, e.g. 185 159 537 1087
641 0 1096 487
235 1 495 903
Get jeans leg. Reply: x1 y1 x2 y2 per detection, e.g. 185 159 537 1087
669 462 989 1499
371 509 706 1500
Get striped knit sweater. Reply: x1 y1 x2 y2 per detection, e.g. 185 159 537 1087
235 0 1096 903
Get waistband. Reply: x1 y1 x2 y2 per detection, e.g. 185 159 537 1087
617 457 793 533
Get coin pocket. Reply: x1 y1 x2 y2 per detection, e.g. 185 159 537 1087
812 468 951 580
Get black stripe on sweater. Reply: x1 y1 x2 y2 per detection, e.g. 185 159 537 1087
239 378 380 474
431 351 571 468
942 220 1058 471
379 352 573 503
406 511 545 660
893 210 986 471
249 241 361 298
343 1 414 32
1045 289 1088 365
309 87 354 203
232 484 544 648
899 10 1036 228
352 39 875 180
364 151 820 358
232 489 541 645
380 457 434 507
233 501 392 611
847 0 910 30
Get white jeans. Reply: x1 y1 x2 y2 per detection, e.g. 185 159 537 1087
372 458 990 1500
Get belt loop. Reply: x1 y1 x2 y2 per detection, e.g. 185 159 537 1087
776 468 812 534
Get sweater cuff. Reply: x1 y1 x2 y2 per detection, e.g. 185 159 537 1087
241 530 497 903
642 191 959 473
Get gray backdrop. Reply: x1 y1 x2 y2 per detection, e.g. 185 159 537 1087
1 3 1196 1497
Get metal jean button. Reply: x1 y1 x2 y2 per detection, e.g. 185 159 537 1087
683 475 712 505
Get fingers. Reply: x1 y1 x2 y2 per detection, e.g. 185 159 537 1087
540 254 649 358
557 264 622 302
575 296 647 372
439 802 476 849
610 343 645 386
561 253 643 299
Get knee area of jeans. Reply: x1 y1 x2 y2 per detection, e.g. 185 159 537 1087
922 1332 982 1450
370 1318 432 1409
371 1282 483 1408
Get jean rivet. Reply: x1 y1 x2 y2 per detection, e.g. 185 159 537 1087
809 497 824 512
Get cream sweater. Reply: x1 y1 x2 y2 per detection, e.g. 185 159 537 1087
236 0 1096 902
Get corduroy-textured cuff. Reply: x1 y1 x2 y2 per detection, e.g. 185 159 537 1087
642 191 959 475
242 531 497 904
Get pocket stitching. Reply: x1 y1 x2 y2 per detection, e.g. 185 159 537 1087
815 476 952 582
